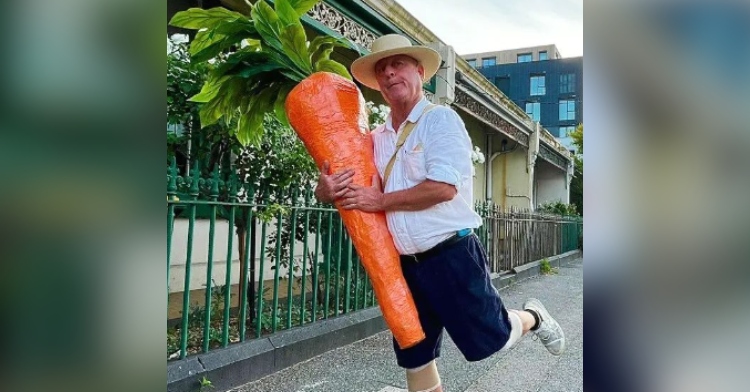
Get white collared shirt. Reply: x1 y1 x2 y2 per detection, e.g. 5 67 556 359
371 97 482 254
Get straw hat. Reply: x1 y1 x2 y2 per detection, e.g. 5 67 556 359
351 34 441 91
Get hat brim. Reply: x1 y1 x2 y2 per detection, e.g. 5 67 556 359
351 46 441 91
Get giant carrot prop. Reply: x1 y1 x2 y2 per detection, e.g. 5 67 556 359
170 0 425 348
286 73 424 348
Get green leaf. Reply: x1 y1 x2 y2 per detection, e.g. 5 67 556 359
308 36 338 59
214 49 266 77
190 27 259 63
256 85 281 111
311 42 334 68
236 94 271 147
213 18 259 37
244 39 262 51
315 60 352 80
219 78 249 114
236 111 260 146
188 75 230 103
242 83 279 145
185 14 261 63
169 7 245 30
265 50 307 82
275 0 301 27
274 84 294 127
195 76 246 128
310 36 351 66
199 98 224 128
288 0 319 16
245 74 283 100
280 24 312 74
237 63 285 79
189 30 236 63
280 70 306 83
190 30 222 55
184 16 261 64
251 1 284 52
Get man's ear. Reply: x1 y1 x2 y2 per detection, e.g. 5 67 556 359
417 64 425 79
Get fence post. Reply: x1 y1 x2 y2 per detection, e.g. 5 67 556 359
167 157 177 309
513 208 516 269
179 160 201 360
242 183 257 336
202 166 220 353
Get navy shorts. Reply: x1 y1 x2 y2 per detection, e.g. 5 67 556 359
393 233 512 369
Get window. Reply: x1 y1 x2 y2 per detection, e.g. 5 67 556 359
559 99 576 121
482 57 496 68
560 73 576 93
517 53 532 63
530 75 546 96
494 76 510 95
539 51 548 61
559 126 576 138
525 102 541 122
467 59 476 68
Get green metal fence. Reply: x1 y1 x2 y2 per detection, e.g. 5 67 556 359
167 161 582 361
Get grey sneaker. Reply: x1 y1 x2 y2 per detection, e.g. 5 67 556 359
523 298 566 355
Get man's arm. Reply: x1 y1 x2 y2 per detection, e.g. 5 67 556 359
340 108 470 212
381 180 456 211
339 176 455 212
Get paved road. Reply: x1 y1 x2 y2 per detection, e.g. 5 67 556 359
231 259 583 392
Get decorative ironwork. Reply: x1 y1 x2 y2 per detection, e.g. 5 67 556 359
453 90 529 146
539 130 558 147
308 2 377 49
539 143 568 170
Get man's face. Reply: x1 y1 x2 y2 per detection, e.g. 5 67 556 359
374 54 425 106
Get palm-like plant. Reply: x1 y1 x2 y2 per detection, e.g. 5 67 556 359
169 0 353 146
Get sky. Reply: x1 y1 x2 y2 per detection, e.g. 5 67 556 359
394 0 583 58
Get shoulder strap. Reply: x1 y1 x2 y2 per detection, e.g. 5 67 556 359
382 104 438 187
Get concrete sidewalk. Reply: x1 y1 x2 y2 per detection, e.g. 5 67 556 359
230 259 583 392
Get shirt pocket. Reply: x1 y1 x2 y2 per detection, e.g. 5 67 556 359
403 148 427 182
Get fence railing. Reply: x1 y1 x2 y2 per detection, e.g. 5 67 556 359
474 202 583 273
167 161 582 361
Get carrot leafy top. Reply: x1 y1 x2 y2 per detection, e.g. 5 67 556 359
170 1 353 146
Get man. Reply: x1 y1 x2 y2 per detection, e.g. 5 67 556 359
315 34 565 392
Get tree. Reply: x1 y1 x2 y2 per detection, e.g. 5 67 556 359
569 124 583 216
167 35 320 328
569 123 583 154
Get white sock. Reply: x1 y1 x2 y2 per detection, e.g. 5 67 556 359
500 310 524 351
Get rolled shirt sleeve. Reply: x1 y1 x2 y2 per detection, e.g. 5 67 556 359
423 108 474 188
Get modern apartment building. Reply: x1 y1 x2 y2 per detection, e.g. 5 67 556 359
463 44 562 67
462 45 582 152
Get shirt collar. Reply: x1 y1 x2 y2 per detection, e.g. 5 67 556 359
383 97 430 134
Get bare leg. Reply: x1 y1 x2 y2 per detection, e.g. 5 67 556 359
509 309 537 335
406 360 443 392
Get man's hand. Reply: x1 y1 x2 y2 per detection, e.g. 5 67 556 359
314 161 355 204
340 174 385 212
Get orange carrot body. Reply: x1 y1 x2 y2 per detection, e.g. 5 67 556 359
285 72 424 349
